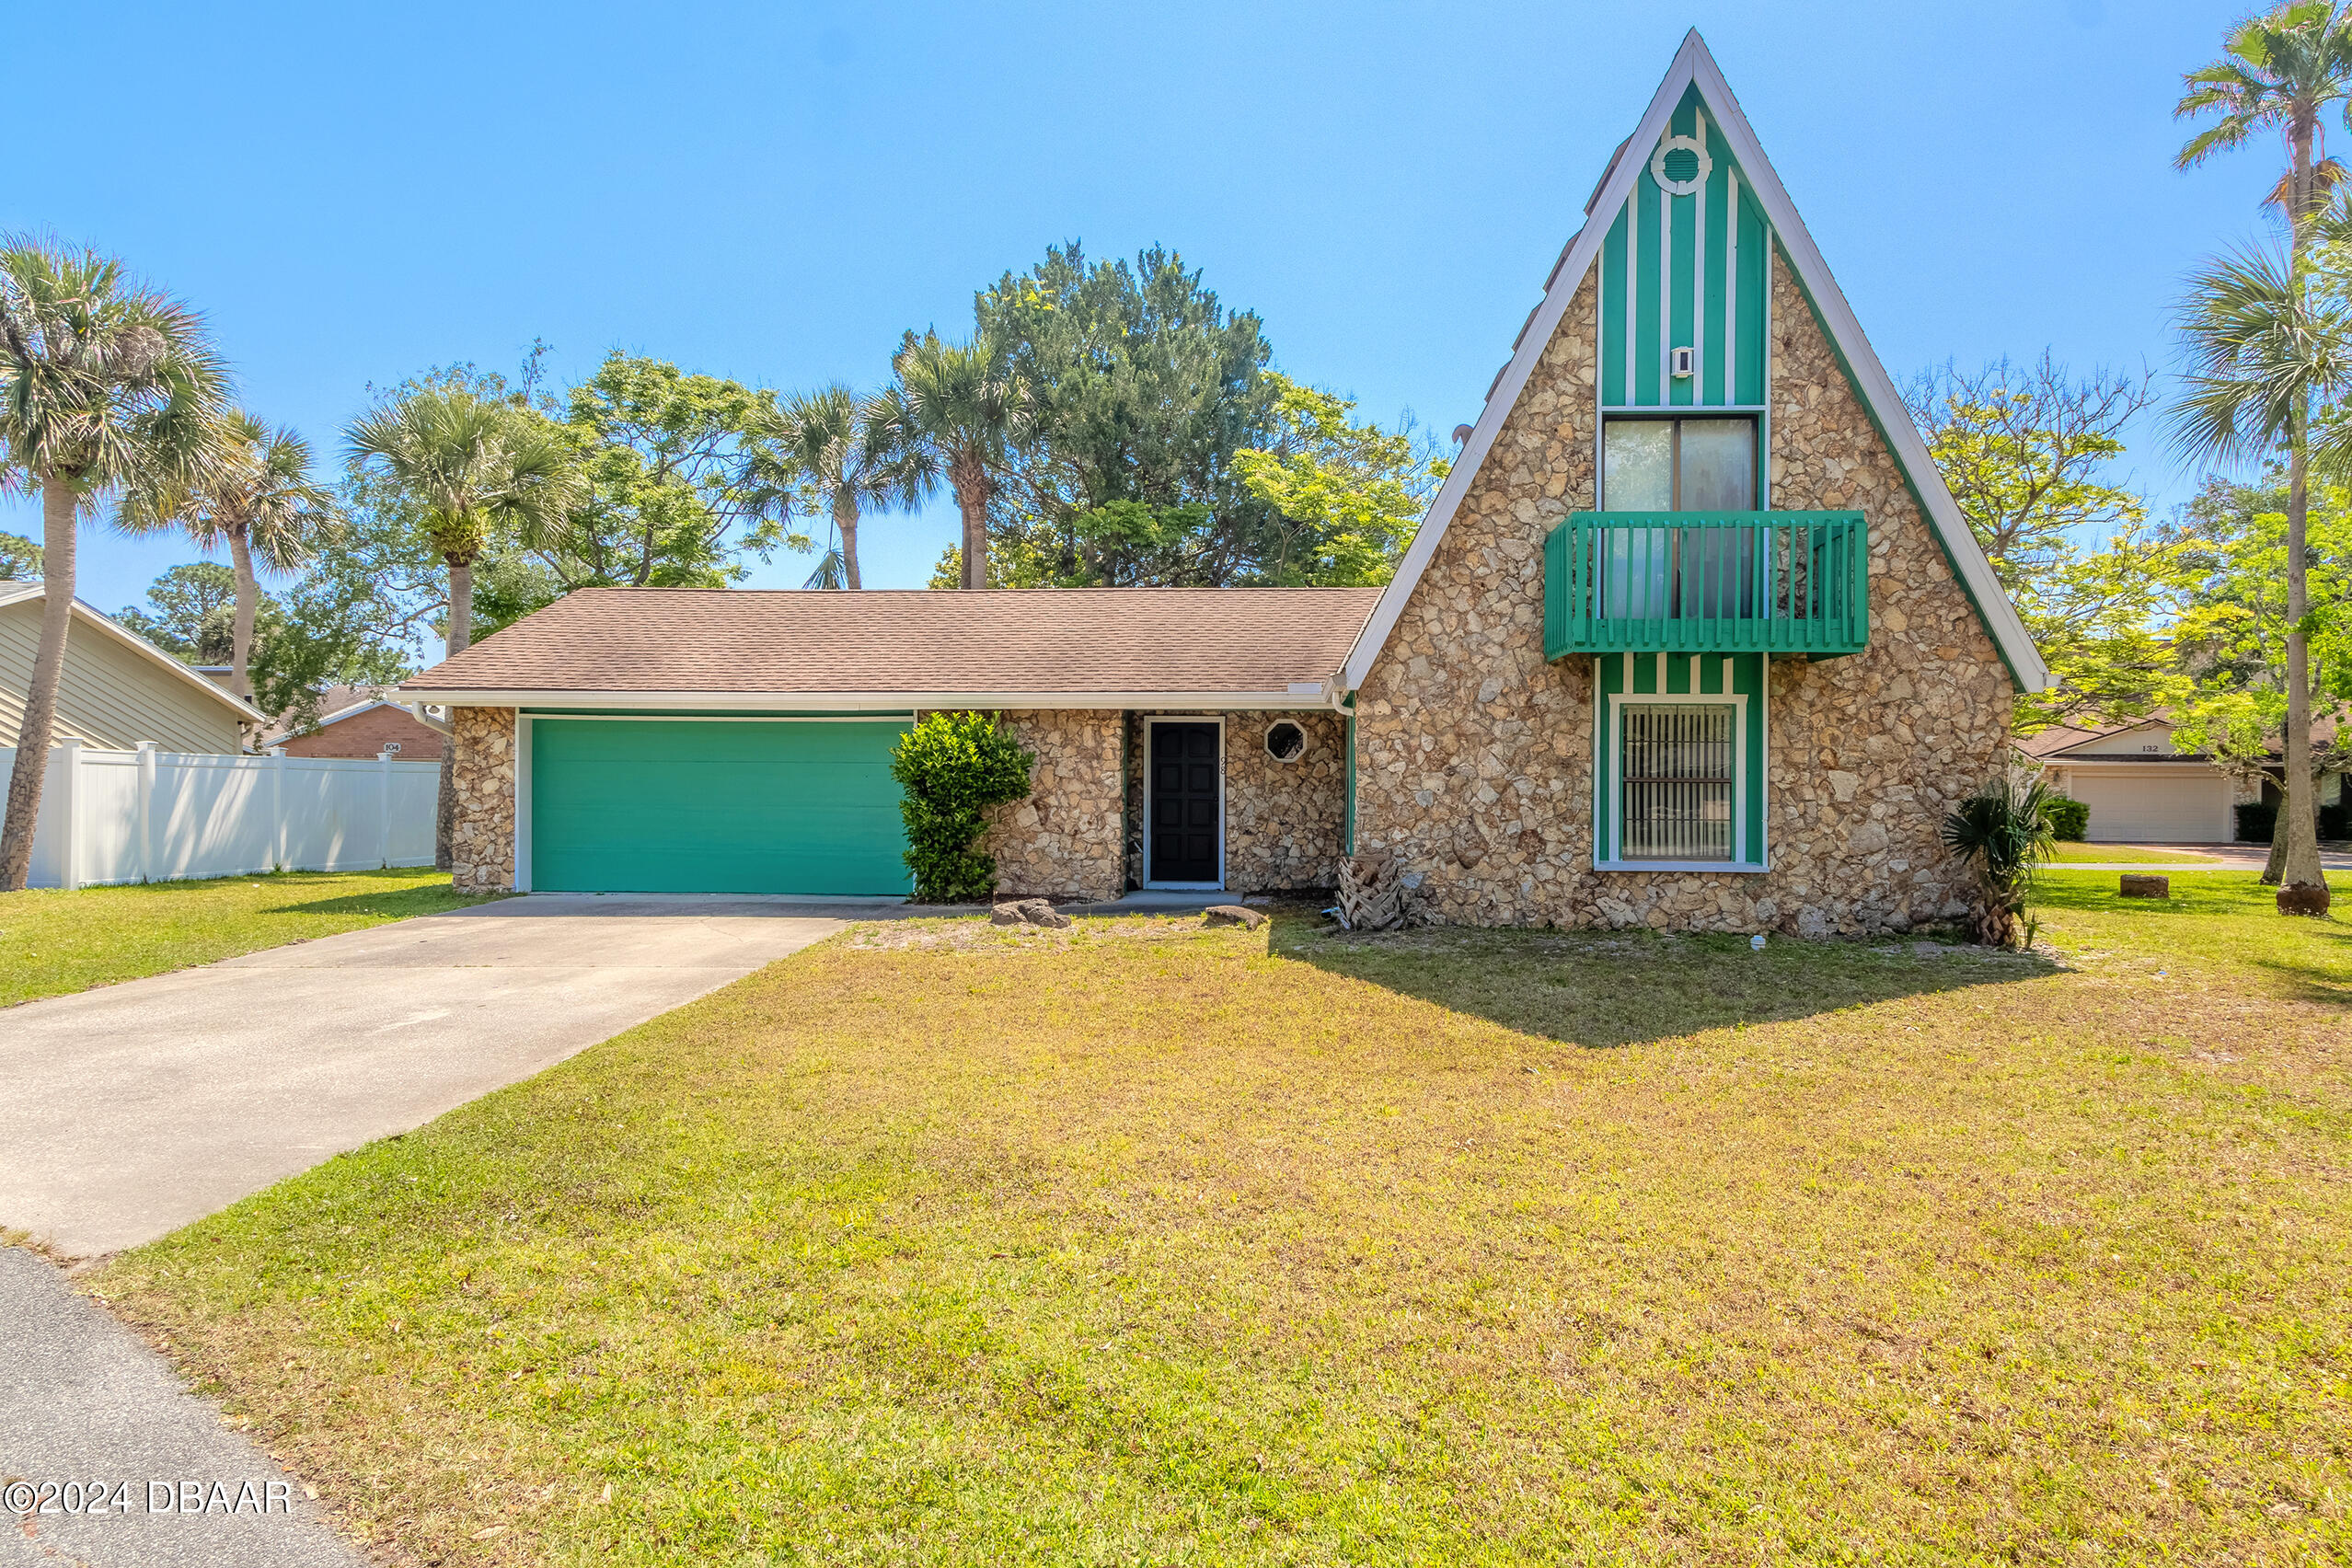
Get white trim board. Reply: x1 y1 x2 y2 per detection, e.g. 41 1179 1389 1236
1335 29 2047 695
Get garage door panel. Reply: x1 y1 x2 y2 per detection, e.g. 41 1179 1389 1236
530 719 909 894
2068 770 2231 843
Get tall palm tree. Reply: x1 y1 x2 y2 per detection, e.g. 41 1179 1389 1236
0 239 227 891
120 410 336 705
2174 0 2352 908
345 388 581 660
346 387 582 867
879 334 1026 590
751 383 916 590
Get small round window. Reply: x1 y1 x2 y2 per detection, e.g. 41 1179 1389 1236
1264 721 1307 763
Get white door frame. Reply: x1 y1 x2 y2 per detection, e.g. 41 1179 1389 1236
1142 714 1225 890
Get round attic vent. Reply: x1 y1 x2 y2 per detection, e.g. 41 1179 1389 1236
1650 133 1711 197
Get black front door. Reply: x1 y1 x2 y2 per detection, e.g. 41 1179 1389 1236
1149 722 1221 883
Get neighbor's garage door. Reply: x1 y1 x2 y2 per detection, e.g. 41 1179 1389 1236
528 718 908 894
2068 769 2232 843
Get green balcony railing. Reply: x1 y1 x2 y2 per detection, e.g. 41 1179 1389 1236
1543 511 1870 660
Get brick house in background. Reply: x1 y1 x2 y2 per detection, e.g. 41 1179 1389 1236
266 687 445 761
401 33 2046 935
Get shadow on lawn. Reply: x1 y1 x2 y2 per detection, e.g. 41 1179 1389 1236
1274 917 2057 1050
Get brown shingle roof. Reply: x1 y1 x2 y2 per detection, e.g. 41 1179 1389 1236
400 587 1385 702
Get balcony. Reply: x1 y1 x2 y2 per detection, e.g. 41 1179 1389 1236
1543 511 1870 660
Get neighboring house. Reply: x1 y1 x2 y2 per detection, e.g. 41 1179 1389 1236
0 581 263 754
402 34 2046 935
263 686 446 761
2023 718 2333 843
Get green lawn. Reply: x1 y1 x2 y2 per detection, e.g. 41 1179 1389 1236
0 869 497 1006
2046 841 2228 864
90 873 2352 1564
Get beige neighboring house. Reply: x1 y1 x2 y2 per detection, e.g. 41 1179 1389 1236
0 581 263 754
2021 719 2253 843
399 36 2053 937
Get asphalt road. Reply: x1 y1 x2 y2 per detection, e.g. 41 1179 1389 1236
0 894 888 1260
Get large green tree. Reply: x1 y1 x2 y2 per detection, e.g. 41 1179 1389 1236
0 532 38 578
0 239 226 890
114 560 243 664
1233 375 1447 586
2173 0 2352 909
1906 355 2184 732
549 352 794 594
119 410 336 702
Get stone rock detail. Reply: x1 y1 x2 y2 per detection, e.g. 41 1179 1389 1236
2118 874 2170 900
1123 711 1346 892
1351 258 2014 935
974 709 1124 903
1202 904 1267 929
991 897 1073 928
448 706 517 894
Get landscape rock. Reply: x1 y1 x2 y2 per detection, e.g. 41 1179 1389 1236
1203 905 1267 929
993 897 1072 928
2119 874 2170 900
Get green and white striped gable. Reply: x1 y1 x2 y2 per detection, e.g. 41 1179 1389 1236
1339 30 2047 695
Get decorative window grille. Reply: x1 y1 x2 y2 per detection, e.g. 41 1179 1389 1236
1620 704 1735 860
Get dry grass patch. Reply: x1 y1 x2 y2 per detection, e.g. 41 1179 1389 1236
90 874 2352 1565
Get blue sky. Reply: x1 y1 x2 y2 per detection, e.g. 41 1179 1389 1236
4 0 2288 623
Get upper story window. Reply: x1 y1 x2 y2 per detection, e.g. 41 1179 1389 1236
1603 416 1757 510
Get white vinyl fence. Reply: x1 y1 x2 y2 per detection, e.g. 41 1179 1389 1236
1 742 440 890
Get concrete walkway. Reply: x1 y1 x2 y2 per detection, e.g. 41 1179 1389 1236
0 893 901 1261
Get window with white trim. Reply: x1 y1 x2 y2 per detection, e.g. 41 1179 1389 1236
1619 703 1735 861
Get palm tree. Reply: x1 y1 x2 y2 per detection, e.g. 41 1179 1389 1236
879 334 1026 590
120 410 336 705
751 383 916 590
346 387 582 867
0 239 227 891
345 387 581 660
2174 0 2352 910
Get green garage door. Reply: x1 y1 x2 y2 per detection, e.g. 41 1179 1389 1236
528 718 909 894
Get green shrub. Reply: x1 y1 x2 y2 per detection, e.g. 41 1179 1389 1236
890 712 1034 903
2235 801 2277 844
2042 795 2089 841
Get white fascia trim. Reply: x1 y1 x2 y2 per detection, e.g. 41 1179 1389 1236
0 582 271 724
1336 29 2049 695
398 688 1341 712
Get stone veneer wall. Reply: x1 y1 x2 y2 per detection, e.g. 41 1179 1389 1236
1351 256 2014 935
975 709 1125 902
449 706 517 894
1123 710 1347 892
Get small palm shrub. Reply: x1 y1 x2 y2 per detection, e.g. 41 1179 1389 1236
2043 795 2089 842
891 711 1034 903
1942 767 2057 948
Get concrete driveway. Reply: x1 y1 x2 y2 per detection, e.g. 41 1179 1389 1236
0 894 897 1260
